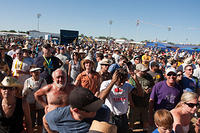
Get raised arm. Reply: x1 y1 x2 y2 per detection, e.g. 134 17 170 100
98 71 119 100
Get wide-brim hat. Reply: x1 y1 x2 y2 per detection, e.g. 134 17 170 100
79 49 86 54
0 76 22 88
81 55 95 70
100 58 111 65
30 67 41 72
136 64 148 71
89 120 117 133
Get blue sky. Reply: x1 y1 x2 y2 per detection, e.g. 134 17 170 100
1 0 200 44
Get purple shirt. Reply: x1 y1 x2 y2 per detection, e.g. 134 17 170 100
150 80 183 111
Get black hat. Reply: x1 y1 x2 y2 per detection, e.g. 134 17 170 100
69 87 103 112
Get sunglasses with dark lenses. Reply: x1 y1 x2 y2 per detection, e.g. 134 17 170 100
177 74 183 76
167 73 177 76
1 87 15 90
184 102 199 108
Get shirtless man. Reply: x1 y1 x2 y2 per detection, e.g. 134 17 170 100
34 68 74 113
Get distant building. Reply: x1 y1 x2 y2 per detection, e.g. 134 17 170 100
28 30 59 39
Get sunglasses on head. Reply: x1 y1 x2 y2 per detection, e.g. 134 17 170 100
184 102 199 108
1 87 15 90
167 73 177 76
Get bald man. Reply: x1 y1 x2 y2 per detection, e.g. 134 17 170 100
34 69 75 113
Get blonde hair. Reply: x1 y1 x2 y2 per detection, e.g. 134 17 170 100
176 92 198 108
154 109 174 129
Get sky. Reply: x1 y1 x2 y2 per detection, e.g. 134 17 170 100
1 0 200 44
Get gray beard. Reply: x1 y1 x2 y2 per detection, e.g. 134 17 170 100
55 82 66 89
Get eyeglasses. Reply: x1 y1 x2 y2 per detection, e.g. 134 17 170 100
184 102 199 108
167 73 177 76
1 87 15 90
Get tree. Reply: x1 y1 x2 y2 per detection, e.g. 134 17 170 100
98 36 107 39
120 37 127 40
9 30 17 33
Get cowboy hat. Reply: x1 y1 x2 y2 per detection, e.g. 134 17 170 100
0 76 22 88
81 55 95 70
89 120 117 133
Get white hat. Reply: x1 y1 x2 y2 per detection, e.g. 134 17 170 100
136 64 148 71
81 55 94 70
30 67 41 72
100 59 111 65
165 67 177 75
79 49 86 54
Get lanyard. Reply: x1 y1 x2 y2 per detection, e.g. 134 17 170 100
43 55 52 67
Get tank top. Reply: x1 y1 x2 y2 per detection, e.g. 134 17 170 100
0 98 24 133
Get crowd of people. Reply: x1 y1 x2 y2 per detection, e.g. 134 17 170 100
1 36 200 133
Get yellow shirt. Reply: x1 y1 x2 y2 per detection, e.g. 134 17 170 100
142 55 151 67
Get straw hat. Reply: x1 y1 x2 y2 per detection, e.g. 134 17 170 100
100 58 111 65
0 76 22 88
89 120 117 133
81 55 95 70
79 49 86 54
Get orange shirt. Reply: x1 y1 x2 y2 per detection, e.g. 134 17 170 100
76 71 100 94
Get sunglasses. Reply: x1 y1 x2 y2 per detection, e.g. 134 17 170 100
167 73 177 76
184 102 199 108
1 87 15 90
186 69 193 71
16 53 22 55
177 74 183 76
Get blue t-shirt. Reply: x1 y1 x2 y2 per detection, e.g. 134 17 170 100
152 128 175 133
45 105 110 133
181 76 199 93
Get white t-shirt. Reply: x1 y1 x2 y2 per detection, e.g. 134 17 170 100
11 58 31 84
22 77 47 109
100 80 134 115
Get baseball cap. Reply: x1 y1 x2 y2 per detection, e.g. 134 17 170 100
69 87 104 112
165 67 177 75
136 64 148 71
30 67 41 72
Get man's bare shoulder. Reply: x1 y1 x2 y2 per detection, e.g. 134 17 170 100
40 83 54 92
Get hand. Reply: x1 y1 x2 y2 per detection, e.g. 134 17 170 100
111 70 119 83
196 117 200 127
44 105 49 114
16 70 23 74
